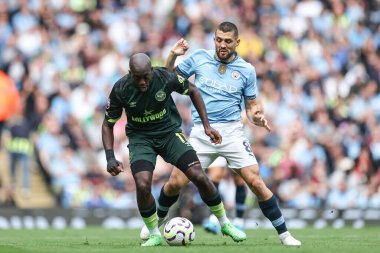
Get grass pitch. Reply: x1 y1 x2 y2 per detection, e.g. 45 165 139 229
1 227 379 253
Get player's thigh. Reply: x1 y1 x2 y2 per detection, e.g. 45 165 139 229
188 136 219 169
233 164 260 180
128 137 157 166
160 131 195 166
233 172 246 186
208 157 228 181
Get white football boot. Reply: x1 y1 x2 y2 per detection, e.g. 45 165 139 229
279 231 302 246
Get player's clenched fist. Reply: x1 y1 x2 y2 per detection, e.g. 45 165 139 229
204 126 222 144
170 38 189 56
107 158 124 176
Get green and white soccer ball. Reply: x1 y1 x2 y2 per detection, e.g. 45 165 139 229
163 217 195 246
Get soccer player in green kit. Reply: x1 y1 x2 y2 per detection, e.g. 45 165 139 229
102 53 246 246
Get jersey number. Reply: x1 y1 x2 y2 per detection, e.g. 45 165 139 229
176 133 187 143
243 140 253 154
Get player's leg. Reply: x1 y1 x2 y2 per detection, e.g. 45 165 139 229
129 139 162 246
177 150 246 242
151 131 245 242
140 166 190 240
203 157 227 234
131 162 162 246
232 172 246 231
222 122 301 246
234 165 301 246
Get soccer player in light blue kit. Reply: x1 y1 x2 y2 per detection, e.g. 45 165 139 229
141 22 301 246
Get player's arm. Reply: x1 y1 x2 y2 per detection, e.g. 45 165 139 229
102 87 125 176
245 98 271 132
188 82 222 144
165 38 189 71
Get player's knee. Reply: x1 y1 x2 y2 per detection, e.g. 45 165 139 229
188 167 209 185
135 178 151 197
249 176 267 192
165 179 183 195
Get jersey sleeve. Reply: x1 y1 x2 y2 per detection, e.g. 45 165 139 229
105 81 123 123
167 71 190 95
243 65 258 100
176 50 202 78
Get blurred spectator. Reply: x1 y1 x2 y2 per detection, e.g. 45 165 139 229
0 0 379 211
4 112 34 198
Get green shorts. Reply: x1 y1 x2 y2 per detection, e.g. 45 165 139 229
128 131 194 167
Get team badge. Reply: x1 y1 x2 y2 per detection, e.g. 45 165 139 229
218 64 227 74
232 71 240 79
155 90 166 101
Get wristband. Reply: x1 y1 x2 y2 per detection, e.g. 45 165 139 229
105 149 115 161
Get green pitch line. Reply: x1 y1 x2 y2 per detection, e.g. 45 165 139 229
1 227 380 253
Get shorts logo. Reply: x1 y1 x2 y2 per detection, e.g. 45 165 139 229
155 90 166 101
232 71 240 80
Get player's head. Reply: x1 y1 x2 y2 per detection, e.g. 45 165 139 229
129 53 153 92
214 21 240 63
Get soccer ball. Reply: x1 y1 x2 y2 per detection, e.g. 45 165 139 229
163 217 195 246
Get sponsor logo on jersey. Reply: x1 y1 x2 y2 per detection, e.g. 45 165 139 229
131 108 167 123
155 90 166 101
198 75 238 93
232 71 240 79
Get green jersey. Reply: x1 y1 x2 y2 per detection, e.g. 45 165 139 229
105 67 190 137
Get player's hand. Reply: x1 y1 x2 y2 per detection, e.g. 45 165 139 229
253 113 271 132
171 38 189 56
107 158 124 176
204 127 222 144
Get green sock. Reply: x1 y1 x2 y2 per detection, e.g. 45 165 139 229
143 213 160 235
209 202 226 218
209 203 229 226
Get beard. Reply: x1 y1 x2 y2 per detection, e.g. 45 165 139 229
216 49 234 63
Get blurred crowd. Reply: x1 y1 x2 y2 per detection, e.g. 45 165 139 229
0 0 380 213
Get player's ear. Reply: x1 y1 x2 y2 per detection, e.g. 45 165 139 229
236 38 240 47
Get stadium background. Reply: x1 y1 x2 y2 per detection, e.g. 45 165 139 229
0 0 380 230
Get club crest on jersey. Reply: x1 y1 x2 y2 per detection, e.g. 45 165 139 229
155 90 166 101
218 64 227 74
232 71 240 79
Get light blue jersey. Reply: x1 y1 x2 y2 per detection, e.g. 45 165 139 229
176 49 257 123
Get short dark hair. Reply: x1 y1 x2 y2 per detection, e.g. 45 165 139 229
216 22 238 38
